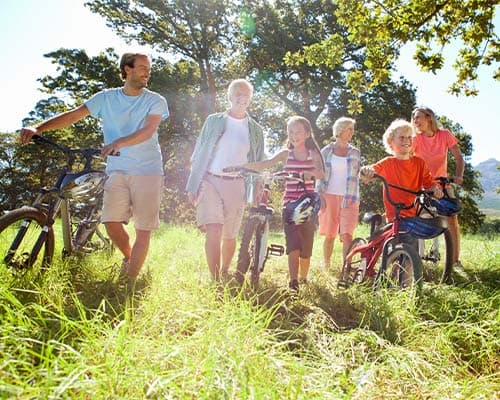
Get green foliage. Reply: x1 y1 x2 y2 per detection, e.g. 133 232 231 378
327 0 500 99
85 0 235 117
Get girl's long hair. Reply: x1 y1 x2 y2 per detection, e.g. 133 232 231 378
286 115 325 169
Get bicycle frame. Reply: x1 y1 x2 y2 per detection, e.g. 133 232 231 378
340 174 434 288
2 135 107 269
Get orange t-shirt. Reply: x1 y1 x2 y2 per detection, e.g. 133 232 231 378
373 156 435 221
412 129 458 178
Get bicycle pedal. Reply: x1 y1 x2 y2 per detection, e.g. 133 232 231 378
268 244 284 256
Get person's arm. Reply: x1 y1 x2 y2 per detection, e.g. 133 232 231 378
449 144 465 185
101 114 163 157
241 149 288 171
20 104 90 144
304 150 325 181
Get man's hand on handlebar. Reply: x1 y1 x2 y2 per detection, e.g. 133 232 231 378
19 127 39 145
101 141 122 157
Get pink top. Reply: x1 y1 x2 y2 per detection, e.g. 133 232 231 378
412 129 458 178
283 150 315 204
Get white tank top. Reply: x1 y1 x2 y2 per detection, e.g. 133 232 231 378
326 154 348 195
209 115 250 174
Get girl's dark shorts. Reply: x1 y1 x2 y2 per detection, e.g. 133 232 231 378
282 210 316 257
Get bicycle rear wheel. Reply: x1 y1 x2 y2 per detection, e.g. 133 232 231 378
419 230 453 284
0 207 55 274
338 238 367 288
376 243 423 292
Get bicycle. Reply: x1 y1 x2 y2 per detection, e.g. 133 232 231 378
417 177 459 283
0 135 112 275
222 167 311 289
338 174 448 292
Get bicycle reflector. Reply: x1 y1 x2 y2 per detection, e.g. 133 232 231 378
59 171 107 201
399 216 448 239
284 192 321 225
430 197 461 216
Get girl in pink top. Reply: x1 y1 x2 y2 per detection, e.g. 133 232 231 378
235 116 325 291
411 106 465 268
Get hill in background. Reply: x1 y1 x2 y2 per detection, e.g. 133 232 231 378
475 158 500 216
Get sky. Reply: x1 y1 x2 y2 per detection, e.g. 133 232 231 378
1 0 499 166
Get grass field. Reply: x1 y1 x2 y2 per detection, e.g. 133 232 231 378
0 223 499 399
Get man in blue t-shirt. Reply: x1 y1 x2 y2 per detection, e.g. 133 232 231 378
20 52 169 283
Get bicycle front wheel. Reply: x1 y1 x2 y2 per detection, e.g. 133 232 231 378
339 237 367 288
0 207 55 274
236 217 266 289
376 243 423 292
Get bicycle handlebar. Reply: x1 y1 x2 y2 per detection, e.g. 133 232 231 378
32 135 103 170
222 167 306 184
373 173 434 211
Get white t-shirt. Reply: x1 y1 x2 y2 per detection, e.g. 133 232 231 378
326 154 348 195
208 115 250 174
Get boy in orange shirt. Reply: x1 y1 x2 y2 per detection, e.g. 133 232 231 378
361 119 443 220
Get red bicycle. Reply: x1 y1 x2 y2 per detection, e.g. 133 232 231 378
338 174 448 292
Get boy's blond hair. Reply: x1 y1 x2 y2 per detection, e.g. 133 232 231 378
383 119 413 155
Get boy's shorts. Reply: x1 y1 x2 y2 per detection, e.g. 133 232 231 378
196 173 246 240
318 194 359 239
102 173 163 231
282 210 316 257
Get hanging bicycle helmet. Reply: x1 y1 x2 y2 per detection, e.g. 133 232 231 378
430 197 461 216
284 192 321 225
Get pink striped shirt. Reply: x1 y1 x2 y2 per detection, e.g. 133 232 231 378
283 149 316 204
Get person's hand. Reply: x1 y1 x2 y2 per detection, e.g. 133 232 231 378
452 176 463 185
360 166 374 181
432 185 444 199
101 141 121 157
19 127 38 145
188 192 198 206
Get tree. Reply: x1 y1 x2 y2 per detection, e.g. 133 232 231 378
85 0 234 118
290 0 499 111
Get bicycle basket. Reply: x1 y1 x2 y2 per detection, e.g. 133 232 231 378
430 197 461 216
283 192 321 225
399 216 448 239
60 170 107 201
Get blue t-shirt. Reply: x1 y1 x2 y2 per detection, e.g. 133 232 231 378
85 88 169 175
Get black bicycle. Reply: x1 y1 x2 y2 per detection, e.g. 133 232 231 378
417 177 459 283
0 135 112 275
222 167 310 289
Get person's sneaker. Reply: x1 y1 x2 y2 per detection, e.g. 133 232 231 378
289 279 299 292
453 260 469 279
298 278 308 285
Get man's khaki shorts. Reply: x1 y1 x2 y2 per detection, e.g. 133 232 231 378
196 174 245 240
102 173 163 231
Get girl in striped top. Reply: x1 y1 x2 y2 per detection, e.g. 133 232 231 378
233 116 324 291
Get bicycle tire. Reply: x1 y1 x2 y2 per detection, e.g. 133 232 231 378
236 217 258 283
419 229 454 284
376 243 423 292
249 226 264 289
0 207 55 273
339 238 367 288
440 229 454 284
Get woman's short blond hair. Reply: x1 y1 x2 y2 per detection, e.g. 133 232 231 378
227 79 254 100
332 117 355 138
383 119 413 155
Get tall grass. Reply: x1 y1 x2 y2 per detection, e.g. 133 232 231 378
0 224 499 399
